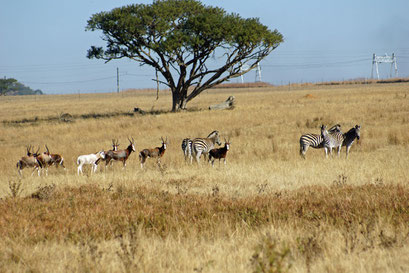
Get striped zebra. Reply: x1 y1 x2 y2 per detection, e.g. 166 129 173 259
181 138 193 162
299 124 342 158
191 130 222 164
342 125 361 158
321 125 344 158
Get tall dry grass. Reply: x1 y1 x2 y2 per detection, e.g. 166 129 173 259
0 83 408 272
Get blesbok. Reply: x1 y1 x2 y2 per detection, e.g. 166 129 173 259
37 145 66 175
77 150 106 175
99 139 120 167
208 138 230 167
16 145 42 176
139 137 167 169
104 137 136 169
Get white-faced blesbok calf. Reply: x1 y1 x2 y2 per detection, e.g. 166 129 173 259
16 145 42 176
77 150 106 175
104 137 136 169
208 138 230 167
139 137 167 169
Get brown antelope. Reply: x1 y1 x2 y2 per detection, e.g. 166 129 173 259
16 145 42 176
208 138 230 167
104 137 136 169
99 139 120 167
139 137 167 169
37 145 66 175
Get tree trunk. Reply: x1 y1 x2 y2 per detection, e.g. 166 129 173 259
171 89 188 112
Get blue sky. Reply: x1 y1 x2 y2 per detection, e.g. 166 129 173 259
1 0 408 94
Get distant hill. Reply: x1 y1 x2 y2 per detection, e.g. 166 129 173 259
0 77 43 96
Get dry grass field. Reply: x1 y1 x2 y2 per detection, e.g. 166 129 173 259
0 82 408 272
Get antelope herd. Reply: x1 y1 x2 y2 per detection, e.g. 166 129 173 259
15 126 360 176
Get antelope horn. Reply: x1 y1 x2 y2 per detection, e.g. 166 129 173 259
35 146 40 155
45 144 49 154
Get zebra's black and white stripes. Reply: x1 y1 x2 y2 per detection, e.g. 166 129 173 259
181 138 193 162
321 125 344 157
191 131 221 163
299 124 341 158
342 125 361 158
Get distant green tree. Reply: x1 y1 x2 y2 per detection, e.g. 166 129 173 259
86 0 283 111
0 77 43 96
0 78 17 95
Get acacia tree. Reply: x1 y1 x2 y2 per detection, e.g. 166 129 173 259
86 0 283 111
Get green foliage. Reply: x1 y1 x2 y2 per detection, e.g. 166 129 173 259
0 77 43 96
86 0 283 111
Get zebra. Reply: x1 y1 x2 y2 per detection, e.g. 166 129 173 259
299 124 342 158
181 138 193 162
191 130 222 164
321 124 344 158
342 125 361 158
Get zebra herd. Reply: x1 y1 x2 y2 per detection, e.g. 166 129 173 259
300 124 361 158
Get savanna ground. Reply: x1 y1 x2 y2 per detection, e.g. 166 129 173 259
0 82 408 272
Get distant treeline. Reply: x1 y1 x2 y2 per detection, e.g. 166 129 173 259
0 77 43 96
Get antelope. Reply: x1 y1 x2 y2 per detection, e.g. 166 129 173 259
16 145 42 176
77 150 106 175
208 138 230 167
104 137 136 169
139 137 167 169
36 145 65 175
98 139 120 167
36 145 53 176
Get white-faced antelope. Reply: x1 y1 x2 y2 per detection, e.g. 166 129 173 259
36 145 53 176
37 145 65 175
16 145 42 176
99 139 120 167
104 137 136 169
139 137 167 169
77 150 106 175
208 138 230 167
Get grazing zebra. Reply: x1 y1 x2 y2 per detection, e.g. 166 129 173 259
321 125 344 158
299 124 342 158
191 131 222 164
181 138 193 162
342 125 361 158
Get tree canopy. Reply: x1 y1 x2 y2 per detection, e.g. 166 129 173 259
0 78 43 96
86 0 283 111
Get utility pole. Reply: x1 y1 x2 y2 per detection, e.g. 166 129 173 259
117 67 119 93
